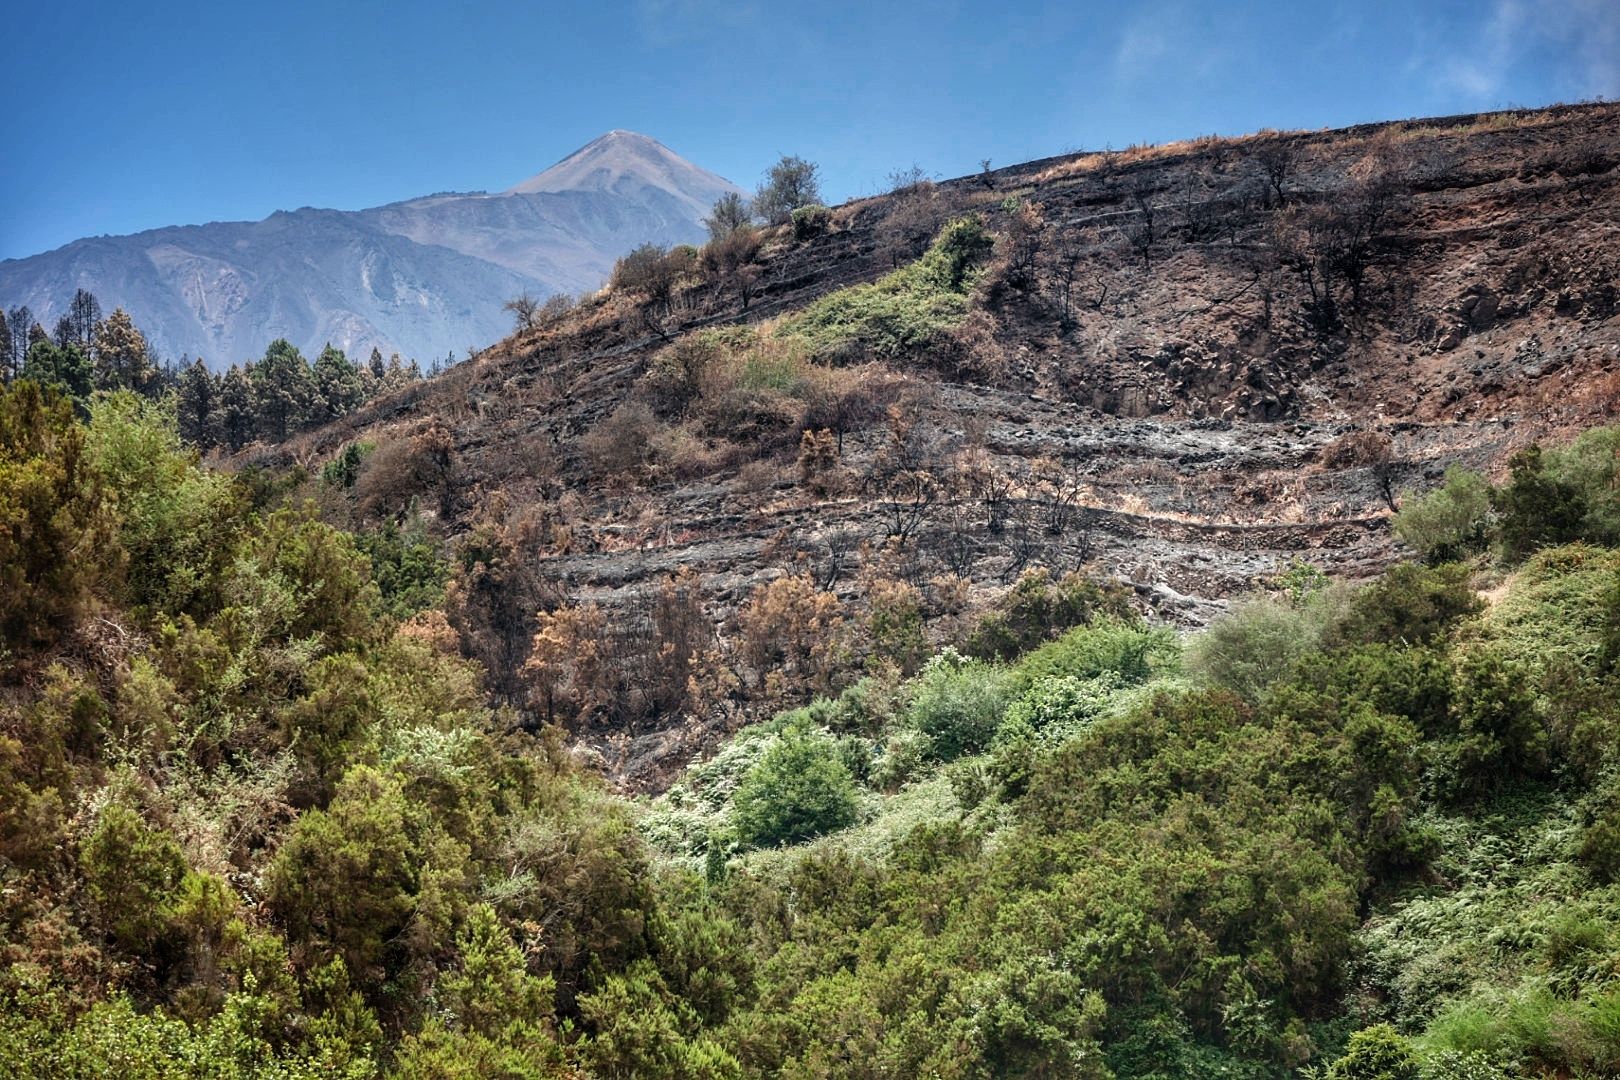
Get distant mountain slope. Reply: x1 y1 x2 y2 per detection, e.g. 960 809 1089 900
0 132 742 366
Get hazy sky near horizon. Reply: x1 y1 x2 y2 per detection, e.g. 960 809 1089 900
2 0 1615 261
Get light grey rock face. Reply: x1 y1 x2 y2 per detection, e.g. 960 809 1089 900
0 132 742 368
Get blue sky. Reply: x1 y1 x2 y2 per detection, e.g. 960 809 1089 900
2 0 1615 261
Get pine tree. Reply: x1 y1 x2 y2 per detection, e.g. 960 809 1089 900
218 364 255 451
252 339 312 441
0 309 11 382
382 353 418 392
6 307 32 374
68 289 101 351
53 315 76 349
368 346 386 382
21 340 94 411
176 359 219 448
311 344 363 422
92 308 154 392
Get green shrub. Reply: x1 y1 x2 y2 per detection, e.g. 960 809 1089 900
907 650 1016 761
1014 619 1172 691
731 724 859 848
1329 562 1482 648
320 441 371 489
1495 445 1590 560
1395 467 1492 562
0 380 122 648
578 958 742 1079
1189 597 1328 700
79 801 188 955
353 518 447 619
1328 1024 1421 1080
1418 1050 1509 1080
1553 426 1620 544
1442 647 1547 797
86 392 246 615
782 216 993 358
869 727 932 791
999 672 1124 744
965 569 1133 661
1422 987 1559 1064
790 203 832 240
1578 776 1620 882
264 765 421 985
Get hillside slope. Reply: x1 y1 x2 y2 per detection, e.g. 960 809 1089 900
264 103 1620 782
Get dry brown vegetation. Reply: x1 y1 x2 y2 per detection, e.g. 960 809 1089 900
248 101 1620 785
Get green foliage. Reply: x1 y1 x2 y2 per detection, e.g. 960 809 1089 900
221 504 382 650
1552 425 1620 544
906 649 1016 761
1328 562 1482 648
1328 1025 1421 1080
1000 671 1125 743
783 216 993 358
353 518 448 619
311 346 365 424
435 904 557 1041
1188 594 1336 701
265 766 420 983
1441 647 1547 797
86 391 245 614
704 191 752 241
0 986 371 1079
79 801 188 954
790 203 832 239
0 381 121 647
252 339 314 442
21 340 94 410
965 568 1133 661
579 959 742 1078
752 154 822 226
1395 467 1492 562
1495 432 1620 560
731 724 859 848
1015 618 1174 691
322 441 371 489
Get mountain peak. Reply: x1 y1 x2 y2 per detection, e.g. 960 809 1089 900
504 131 742 212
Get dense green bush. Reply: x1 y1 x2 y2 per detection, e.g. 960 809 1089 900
1187 596 1333 700
906 649 1016 760
1495 445 1590 560
1395 467 1492 562
354 518 448 619
0 380 121 646
790 203 831 240
965 568 1133 661
1328 1025 1421 1080
783 216 993 358
730 724 859 848
1328 561 1482 648
1013 618 1172 690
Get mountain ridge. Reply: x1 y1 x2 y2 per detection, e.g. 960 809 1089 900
0 132 743 367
